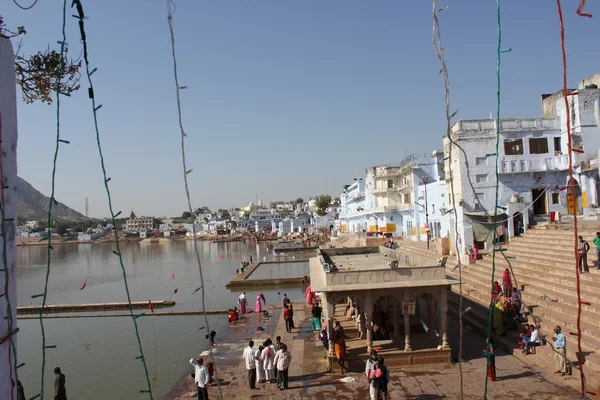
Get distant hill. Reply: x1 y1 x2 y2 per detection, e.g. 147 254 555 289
17 176 85 222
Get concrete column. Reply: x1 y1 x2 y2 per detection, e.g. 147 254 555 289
323 293 336 365
392 295 400 341
440 286 449 348
404 313 412 351
428 293 436 339
0 38 19 400
365 290 373 353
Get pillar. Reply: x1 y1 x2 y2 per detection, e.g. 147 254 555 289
0 37 19 400
404 313 412 351
365 290 373 353
428 293 436 339
322 293 336 369
392 295 400 341
440 286 449 348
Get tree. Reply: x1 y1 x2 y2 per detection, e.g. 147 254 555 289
194 206 211 216
315 195 332 216
181 211 192 220
56 223 68 236
295 198 304 204
1 16 81 105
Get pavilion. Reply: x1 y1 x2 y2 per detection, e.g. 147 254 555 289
310 246 460 367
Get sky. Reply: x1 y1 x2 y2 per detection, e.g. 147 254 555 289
4 0 599 218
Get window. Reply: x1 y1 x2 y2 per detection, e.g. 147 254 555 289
520 160 527 171
529 138 549 154
552 193 559 204
554 137 562 154
432 204 435 214
476 174 488 183
504 139 524 155
475 192 485 201
404 193 411 204
387 179 394 189
511 160 517 172
475 157 487 166
502 161 508 172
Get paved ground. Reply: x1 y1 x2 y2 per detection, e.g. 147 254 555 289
167 302 582 400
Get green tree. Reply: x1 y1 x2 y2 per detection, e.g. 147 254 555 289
194 206 211 216
1 16 82 105
181 211 192 220
56 223 68 236
295 198 304 204
315 195 332 216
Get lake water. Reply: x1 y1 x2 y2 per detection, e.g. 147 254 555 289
15 240 306 400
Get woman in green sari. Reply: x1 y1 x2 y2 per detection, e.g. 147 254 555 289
493 296 506 336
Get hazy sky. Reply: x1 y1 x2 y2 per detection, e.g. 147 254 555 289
4 0 599 217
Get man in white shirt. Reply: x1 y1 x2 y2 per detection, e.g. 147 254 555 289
189 357 210 400
242 340 257 389
522 326 541 355
273 343 292 390
365 350 379 400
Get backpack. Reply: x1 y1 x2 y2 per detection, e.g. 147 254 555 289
372 365 388 390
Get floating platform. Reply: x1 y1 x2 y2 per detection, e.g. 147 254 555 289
226 260 310 288
16 300 176 315
17 308 228 319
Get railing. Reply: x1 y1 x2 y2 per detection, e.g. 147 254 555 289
452 117 560 133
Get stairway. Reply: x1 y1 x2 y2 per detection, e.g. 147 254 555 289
328 233 360 248
396 226 600 390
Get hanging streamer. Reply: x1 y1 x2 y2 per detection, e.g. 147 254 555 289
577 0 593 18
148 300 155 314
79 279 87 291
171 271 175 281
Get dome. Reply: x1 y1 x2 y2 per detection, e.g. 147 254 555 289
308 200 317 207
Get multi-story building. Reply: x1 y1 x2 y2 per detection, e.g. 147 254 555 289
339 151 448 240
124 211 157 233
444 72 600 256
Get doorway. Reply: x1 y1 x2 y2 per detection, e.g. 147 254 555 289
532 189 547 215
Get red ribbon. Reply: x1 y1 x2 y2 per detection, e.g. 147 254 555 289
79 279 87 290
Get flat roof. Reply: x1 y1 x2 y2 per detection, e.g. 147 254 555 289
329 253 393 271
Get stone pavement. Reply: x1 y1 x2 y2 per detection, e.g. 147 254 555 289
168 303 583 400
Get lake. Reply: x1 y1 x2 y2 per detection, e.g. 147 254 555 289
15 240 306 400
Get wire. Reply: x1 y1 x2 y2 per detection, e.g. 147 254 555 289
32 1 69 398
0 112 19 400
556 1 585 397
484 0 506 398
11 0 38 10
71 0 154 397
166 1 224 399
431 3 464 399
577 0 593 18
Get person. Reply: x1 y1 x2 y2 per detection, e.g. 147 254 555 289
17 380 25 400
523 325 541 355
502 268 512 297
242 341 257 389
228 309 238 324
255 293 265 313
334 324 347 373
484 339 496 382
493 296 505 336
519 324 532 349
365 350 379 400
372 357 390 400
255 345 266 384
493 281 502 303
281 293 289 307
262 339 276 383
594 232 600 269
283 304 293 333
273 336 282 380
189 357 210 400
553 325 568 376
357 312 366 339
205 330 216 345
318 327 329 351
207 361 215 385
238 292 247 314
578 235 590 273
274 343 292 390
54 367 67 400
510 287 522 320
288 302 295 329
311 302 322 331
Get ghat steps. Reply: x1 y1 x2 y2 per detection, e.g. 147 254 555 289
397 226 600 391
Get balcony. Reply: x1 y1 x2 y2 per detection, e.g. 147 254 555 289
499 155 570 174
371 204 413 213
452 117 560 134
372 187 401 195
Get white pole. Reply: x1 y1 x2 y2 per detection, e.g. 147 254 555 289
0 36 19 400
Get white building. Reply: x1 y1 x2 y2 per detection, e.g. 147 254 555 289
124 210 156 232
339 151 449 241
445 74 600 256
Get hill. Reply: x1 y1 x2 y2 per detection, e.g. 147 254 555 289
17 176 86 222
